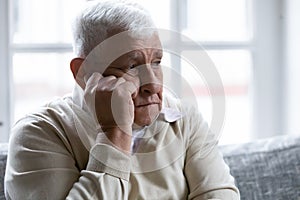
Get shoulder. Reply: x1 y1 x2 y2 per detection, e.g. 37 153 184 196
11 95 75 147
15 95 74 124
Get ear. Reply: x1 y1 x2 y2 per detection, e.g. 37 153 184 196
70 58 84 79
70 58 85 89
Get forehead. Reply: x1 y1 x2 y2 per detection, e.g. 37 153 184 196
127 33 162 50
86 31 163 68
106 28 162 49
105 32 163 62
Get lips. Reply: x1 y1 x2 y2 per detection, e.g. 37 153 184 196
133 95 162 108
136 102 159 107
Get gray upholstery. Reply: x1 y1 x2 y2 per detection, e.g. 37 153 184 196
0 144 7 200
220 135 300 200
1 135 300 200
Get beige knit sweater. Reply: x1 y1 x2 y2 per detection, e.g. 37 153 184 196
5 93 239 199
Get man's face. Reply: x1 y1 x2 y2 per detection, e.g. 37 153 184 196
102 34 163 127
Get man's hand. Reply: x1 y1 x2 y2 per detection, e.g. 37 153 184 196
90 71 139 152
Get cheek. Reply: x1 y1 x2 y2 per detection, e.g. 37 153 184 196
155 68 163 83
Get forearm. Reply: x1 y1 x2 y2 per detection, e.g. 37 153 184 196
6 142 131 200
67 171 129 200
66 142 131 199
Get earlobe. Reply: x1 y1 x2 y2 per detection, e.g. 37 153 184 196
70 58 84 79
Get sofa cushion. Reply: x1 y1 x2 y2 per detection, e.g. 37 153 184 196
220 135 300 200
0 143 8 200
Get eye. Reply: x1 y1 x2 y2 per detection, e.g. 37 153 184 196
129 64 137 69
152 60 161 67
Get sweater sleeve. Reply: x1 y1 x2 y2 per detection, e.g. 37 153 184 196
183 108 240 200
5 116 130 200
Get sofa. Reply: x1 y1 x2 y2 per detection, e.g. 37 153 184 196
0 143 7 200
1 135 300 200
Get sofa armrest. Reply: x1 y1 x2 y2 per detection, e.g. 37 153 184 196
220 135 300 200
0 143 8 200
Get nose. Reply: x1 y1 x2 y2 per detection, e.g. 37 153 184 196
139 64 162 94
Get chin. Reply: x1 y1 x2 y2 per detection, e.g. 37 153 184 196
134 104 161 127
134 118 153 127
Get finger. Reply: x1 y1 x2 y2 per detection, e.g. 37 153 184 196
83 72 103 120
85 72 103 91
97 74 138 96
98 76 127 91
117 80 139 97
98 75 116 84
111 77 126 90
97 75 118 91
122 73 140 90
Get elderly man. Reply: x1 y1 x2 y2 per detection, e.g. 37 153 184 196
5 0 240 199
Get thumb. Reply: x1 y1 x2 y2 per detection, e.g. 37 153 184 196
83 72 103 121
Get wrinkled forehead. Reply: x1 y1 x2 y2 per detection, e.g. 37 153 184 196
82 29 162 73
96 30 160 56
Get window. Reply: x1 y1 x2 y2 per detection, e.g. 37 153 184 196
185 0 251 41
11 0 84 124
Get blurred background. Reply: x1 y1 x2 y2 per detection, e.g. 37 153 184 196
0 0 299 144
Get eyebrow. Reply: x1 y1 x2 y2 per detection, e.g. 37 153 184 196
126 49 163 60
153 50 163 58
127 51 143 60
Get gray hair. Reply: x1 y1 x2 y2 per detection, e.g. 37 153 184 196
72 0 156 57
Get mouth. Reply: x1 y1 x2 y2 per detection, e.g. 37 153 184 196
136 102 159 107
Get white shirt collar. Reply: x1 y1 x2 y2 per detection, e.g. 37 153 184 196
159 107 183 123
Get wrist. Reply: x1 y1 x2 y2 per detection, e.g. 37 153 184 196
97 126 132 154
